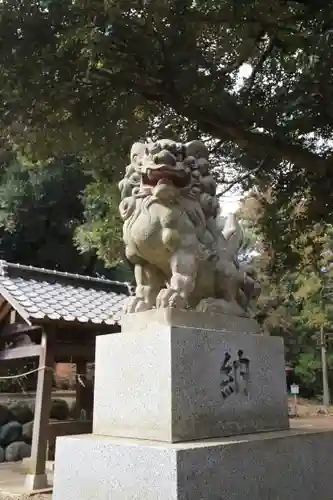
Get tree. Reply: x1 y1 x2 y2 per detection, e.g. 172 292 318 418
0 153 96 272
0 152 126 392
0 0 333 262
74 180 124 266
0 151 125 272
238 194 333 397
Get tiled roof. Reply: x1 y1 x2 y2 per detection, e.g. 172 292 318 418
0 261 130 326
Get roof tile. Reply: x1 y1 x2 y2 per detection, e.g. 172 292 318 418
0 261 130 326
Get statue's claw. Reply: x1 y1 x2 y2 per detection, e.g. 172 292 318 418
156 288 186 309
124 297 151 314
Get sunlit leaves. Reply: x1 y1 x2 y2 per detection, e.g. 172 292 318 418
74 180 123 265
0 153 94 272
240 191 333 395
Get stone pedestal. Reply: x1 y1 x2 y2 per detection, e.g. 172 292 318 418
53 309 333 499
93 312 289 442
53 426 333 500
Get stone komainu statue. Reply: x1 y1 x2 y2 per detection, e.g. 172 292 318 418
118 139 261 316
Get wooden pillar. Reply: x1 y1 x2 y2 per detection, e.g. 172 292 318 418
74 359 87 419
9 309 16 324
25 329 55 491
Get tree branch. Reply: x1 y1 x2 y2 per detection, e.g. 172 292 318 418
242 37 276 93
189 10 306 31
217 156 268 198
210 140 223 154
215 30 267 76
148 92 331 173
82 26 332 175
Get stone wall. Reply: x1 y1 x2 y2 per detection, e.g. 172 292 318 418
0 397 74 463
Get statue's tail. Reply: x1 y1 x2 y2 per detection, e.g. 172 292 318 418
222 213 244 263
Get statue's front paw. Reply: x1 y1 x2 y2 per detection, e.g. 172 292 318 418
156 288 186 309
124 297 151 314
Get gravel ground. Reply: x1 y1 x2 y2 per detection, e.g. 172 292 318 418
288 396 333 417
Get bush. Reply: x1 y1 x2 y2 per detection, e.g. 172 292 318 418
5 441 31 462
9 404 33 424
0 362 38 393
22 421 34 444
0 421 22 447
0 405 14 427
50 399 69 420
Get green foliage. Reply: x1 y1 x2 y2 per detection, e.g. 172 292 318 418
0 154 96 272
0 361 38 393
293 352 321 396
75 181 123 265
239 193 333 397
0 149 125 274
0 0 333 263
0 147 122 275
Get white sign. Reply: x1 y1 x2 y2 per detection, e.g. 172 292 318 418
290 384 299 395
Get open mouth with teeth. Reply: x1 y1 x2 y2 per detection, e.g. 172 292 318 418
142 166 191 188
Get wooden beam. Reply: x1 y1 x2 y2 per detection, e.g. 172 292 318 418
32 317 119 334
47 420 92 439
0 302 11 323
0 344 42 361
54 343 95 361
0 324 42 340
0 287 31 325
9 309 16 324
25 329 55 490
46 420 92 460
72 359 86 419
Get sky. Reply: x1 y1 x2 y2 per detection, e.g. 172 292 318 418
220 194 242 216
218 63 252 217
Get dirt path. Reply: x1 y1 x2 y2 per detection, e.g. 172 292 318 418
291 416 333 430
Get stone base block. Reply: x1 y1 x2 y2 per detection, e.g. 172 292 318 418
53 425 333 500
121 307 262 334
93 311 289 442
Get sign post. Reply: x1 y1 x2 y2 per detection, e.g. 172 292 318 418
290 383 299 417
320 326 331 411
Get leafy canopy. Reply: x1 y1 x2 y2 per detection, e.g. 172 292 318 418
239 194 333 396
0 0 333 240
74 180 123 265
0 153 95 272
